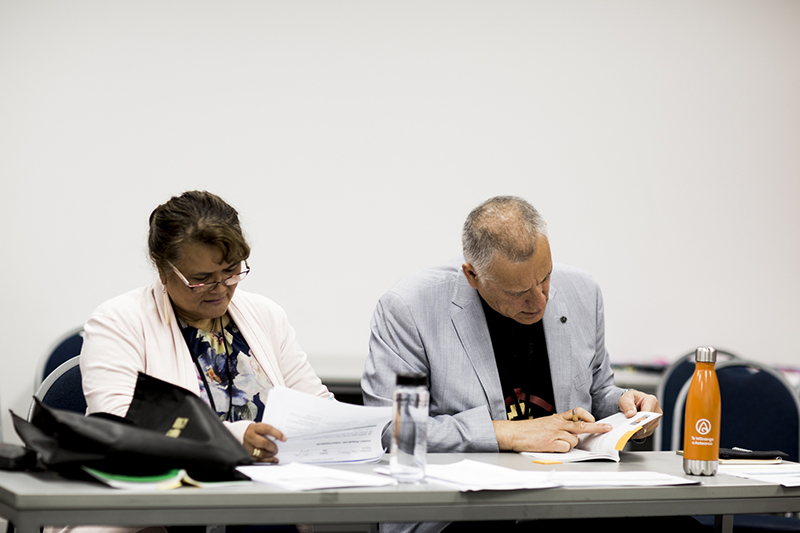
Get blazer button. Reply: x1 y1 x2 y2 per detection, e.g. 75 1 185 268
560 316 568 323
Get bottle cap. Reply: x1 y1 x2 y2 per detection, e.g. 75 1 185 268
396 373 428 387
695 346 717 363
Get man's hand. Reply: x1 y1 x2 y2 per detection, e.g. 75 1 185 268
619 389 662 439
243 422 286 463
492 408 613 453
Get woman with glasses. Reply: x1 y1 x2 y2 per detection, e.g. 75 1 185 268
80 190 332 464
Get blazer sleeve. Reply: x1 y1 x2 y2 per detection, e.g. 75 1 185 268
588 283 625 418
81 303 148 418
362 291 499 453
267 302 332 399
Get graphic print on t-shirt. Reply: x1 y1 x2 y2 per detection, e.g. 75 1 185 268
505 387 555 420
479 295 556 421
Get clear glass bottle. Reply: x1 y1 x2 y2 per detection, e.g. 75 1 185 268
683 346 722 476
389 373 429 483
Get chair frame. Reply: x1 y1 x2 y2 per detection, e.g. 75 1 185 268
27 355 83 421
33 326 84 392
670 359 800 455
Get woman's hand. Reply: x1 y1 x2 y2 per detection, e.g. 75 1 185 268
243 422 286 463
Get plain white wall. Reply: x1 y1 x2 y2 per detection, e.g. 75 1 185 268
2 0 799 443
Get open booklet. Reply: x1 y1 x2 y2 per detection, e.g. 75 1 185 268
522 411 662 463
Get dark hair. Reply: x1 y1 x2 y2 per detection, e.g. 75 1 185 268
148 191 250 276
462 195 547 276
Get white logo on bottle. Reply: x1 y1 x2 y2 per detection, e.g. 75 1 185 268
696 419 712 435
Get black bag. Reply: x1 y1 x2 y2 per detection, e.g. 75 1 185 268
0 442 39 471
13 372 253 481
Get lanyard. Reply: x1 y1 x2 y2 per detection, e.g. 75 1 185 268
185 315 235 422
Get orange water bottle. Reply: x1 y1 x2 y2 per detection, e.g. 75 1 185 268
683 346 721 475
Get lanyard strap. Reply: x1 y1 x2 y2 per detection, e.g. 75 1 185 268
184 316 234 422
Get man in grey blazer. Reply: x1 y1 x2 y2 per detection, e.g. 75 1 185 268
362 195 660 456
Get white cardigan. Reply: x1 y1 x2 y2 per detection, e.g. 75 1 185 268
81 280 332 443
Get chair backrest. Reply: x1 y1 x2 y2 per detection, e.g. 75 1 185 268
28 355 87 420
670 360 800 462
34 327 84 392
654 349 740 451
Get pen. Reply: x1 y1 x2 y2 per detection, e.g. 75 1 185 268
572 408 579 423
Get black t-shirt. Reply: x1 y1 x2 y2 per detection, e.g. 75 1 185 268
480 295 556 421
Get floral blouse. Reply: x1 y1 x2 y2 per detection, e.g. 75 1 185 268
178 318 273 422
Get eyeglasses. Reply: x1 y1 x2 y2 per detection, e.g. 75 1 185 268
168 260 250 294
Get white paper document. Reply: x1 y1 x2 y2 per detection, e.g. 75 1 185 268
239 463 396 491
262 387 392 464
720 464 800 487
548 471 699 487
421 460 557 491
376 460 695 491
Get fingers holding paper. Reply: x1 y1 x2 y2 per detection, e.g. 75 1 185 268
244 422 286 463
492 408 613 453
618 389 662 438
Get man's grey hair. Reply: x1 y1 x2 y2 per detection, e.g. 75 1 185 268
462 196 548 277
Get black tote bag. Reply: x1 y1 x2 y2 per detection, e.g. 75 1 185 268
13 372 253 481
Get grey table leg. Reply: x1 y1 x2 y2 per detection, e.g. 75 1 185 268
714 514 733 533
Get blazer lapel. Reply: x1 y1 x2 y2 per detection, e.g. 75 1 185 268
542 284 572 413
227 296 284 388
153 280 203 395
451 273 506 420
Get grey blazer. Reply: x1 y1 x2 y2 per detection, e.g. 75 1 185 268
362 258 624 453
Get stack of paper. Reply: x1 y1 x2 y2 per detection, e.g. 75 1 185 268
238 463 395 491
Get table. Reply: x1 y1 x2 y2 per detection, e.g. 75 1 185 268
0 452 798 533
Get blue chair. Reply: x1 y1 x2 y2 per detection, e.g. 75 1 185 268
33 327 84 392
28 355 86 420
654 349 740 452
